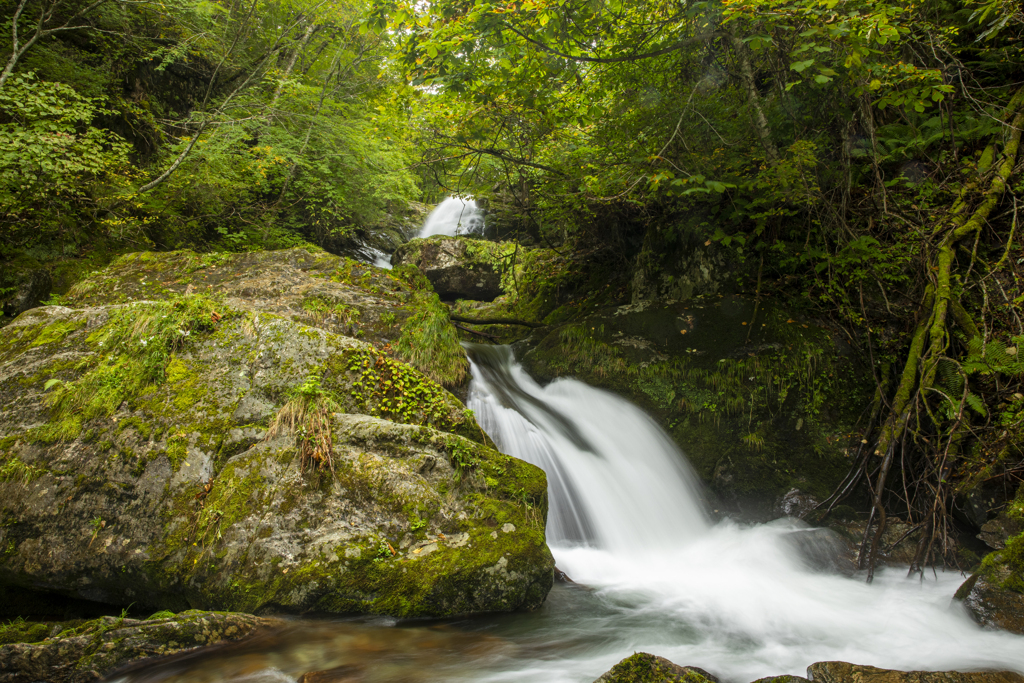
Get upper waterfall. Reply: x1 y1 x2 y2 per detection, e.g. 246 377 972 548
419 196 485 238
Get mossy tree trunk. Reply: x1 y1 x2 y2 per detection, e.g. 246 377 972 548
842 87 1024 580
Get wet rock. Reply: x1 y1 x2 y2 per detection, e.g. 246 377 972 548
774 488 821 520
806 661 1024 683
1 268 51 318
955 571 1024 635
751 677 810 683
393 237 503 301
0 256 553 618
593 652 719 683
0 610 274 683
978 514 1022 550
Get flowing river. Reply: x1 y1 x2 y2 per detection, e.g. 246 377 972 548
111 346 1024 683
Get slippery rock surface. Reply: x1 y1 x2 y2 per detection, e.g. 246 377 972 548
0 610 275 683
392 237 503 301
956 571 1024 635
806 662 1024 683
593 653 719 683
0 258 553 618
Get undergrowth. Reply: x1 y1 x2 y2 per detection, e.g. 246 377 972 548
266 374 340 474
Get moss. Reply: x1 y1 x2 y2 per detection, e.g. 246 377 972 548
0 617 52 645
30 319 87 347
597 653 715 683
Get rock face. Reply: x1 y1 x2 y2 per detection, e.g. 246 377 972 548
520 296 870 517
806 661 1024 683
0 610 275 683
0 250 553 618
393 237 503 301
593 653 719 683
1 268 52 320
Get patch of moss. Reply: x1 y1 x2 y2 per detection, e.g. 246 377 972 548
597 652 716 683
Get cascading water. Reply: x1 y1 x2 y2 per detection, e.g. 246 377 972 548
112 345 1024 683
462 344 1024 682
419 196 485 237
466 344 708 551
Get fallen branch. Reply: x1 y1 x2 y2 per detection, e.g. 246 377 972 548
450 314 544 328
453 323 500 340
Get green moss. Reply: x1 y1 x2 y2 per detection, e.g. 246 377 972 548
0 617 53 645
33 293 227 443
598 653 714 683
30 319 87 347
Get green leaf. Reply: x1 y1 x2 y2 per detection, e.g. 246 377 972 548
790 59 815 73
44 378 62 391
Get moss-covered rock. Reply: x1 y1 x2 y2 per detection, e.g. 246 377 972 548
593 653 720 683
58 247 468 388
0 610 275 683
0 289 553 617
393 237 505 301
954 484 1024 633
520 296 871 517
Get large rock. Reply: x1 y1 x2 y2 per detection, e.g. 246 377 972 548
0 610 275 683
954 484 1024 633
806 661 1024 683
520 296 871 518
593 653 720 683
59 247 468 388
0 253 553 618
393 237 504 301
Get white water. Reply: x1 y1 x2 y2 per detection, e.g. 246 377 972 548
464 345 1024 682
419 196 485 237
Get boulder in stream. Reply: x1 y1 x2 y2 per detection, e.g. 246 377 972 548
593 652 720 683
0 249 553 618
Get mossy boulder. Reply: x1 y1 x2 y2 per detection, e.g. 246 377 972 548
593 653 720 683
0 288 553 616
521 296 871 517
954 484 1024 634
58 247 468 388
806 661 1024 683
393 237 504 301
0 610 275 683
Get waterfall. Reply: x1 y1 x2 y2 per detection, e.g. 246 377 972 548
419 197 485 238
465 344 1024 681
466 344 708 551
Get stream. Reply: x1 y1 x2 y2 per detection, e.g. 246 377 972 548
110 346 1024 683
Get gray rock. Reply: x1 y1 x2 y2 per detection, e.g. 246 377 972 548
806 661 1024 683
0 252 553 618
1 269 51 318
955 571 1024 635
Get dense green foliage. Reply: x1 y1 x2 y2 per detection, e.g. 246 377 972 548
0 0 420 258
